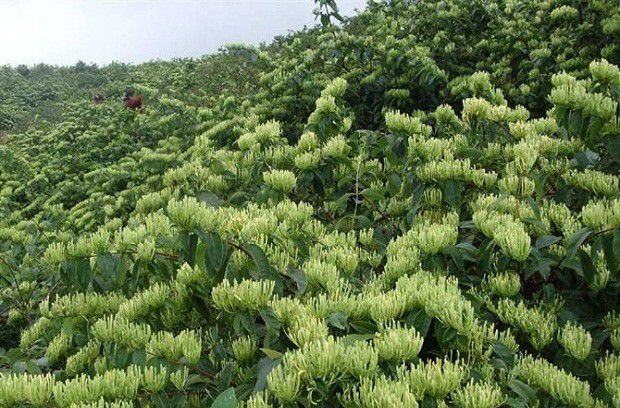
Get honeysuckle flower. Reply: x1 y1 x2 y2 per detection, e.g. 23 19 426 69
91 316 152 349
232 337 258 364
485 272 521 298
65 341 101 377
559 322 592 361
342 375 418 408
45 331 73 365
0 373 55 407
374 321 423 362
398 358 467 399
212 279 275 312
514 355 594 407
581 199 620 231
267 364 301 405
169 367 189 391
386 110 432 137
610 329 620 352
262 169 297 193
565 169 619 197
492 298 556 350
596 353 620 382
451 380 504 408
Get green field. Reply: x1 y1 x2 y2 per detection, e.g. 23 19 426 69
0 1 619 407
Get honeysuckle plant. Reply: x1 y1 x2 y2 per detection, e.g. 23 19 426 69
1 0 619 407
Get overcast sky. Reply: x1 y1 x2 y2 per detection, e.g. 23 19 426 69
0 0 366 67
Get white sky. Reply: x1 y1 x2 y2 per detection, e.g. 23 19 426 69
0 0 366 66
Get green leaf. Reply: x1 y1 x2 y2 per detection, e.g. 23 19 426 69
434 322 456 351
535 235 561 249
170 395 187 408
186 233 198 267
25 359 42 374
320 13 330 27
561 228 592 267
97 253 120 279
442 244 464 268
361 187 383 203
455 242 479 261
288 268 308 294
492 341 514 365
507 378 537 403
12 361 26 374
387 173 401 196
62 258 92 290
340 334 374 346
2 348 25 365
77 258 92 289
197 191 222 207
607 137 620 161
199 232 230 278
442 180 461 208
327 312 348 330
348 319 377 334
598 232 616 275
326 0 339 11
35 357 49 370
132 349 146 366
613 230 620 273
355 214 372 229
232 312 255 335
210 388 236 408
527 254 556 280
260 348 283 359
254 358 279 392
228 191 249 206
406 308 432 336
578 248 596 286
526 197 541 219
522 217 548 234
459 220 476 229
113 346 130 368
333 192 352 213
242 243 279 281
259 306 281 332
116 255 130 287
573 149 599 170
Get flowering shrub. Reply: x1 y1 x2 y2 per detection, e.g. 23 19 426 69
0 0 619 407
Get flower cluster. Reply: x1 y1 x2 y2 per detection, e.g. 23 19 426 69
146 329 202 365
473 211 531 261
558 322 592 361
513 355 594 407
564 169 619 198
342 375 418 408
211 279 275 312
491 299 556 350
166 196 219 232
91 316 152 349
0 3 618 407
484 272 521 298
374 322 424 362
581 199 620 231
397 358 467 399
451 380 504 408
0 367 168 407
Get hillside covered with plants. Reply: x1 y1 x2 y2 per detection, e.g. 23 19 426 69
0 0 619 407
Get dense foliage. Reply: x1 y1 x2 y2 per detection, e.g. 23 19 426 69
1 1 619 407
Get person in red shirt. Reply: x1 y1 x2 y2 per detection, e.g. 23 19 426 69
123 88 142 111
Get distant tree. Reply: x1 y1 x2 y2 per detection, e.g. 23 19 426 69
16 64 31 77
0 105 17 131
314 0 344 27
74 60 88 72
